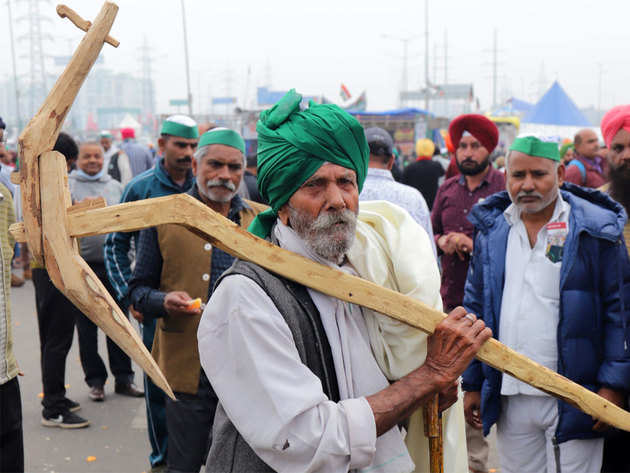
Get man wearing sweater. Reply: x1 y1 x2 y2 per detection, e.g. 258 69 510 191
69 142 143 402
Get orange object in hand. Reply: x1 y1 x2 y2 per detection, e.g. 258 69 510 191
187 298 202 310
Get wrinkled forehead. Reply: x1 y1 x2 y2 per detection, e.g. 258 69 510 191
203 143 244 163
303 162 357 183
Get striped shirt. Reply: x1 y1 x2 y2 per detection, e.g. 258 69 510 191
0 184 16 384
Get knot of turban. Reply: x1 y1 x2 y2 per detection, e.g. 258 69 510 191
248 89 369 238
601 105 630 148
448 114 498 154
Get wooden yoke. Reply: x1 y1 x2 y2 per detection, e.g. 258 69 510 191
11 193 628 431
16 2 174 399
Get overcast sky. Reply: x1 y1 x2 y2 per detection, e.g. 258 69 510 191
1 0 629 115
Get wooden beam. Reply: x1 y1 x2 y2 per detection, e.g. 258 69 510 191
39 152 174 399
17 1 118 265
9 198 106 242
64 194 630 431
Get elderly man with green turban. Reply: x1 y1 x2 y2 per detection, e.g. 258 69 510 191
198 90 490 473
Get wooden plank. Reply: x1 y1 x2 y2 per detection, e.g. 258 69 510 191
39 152 174 399
11 196 108 241
18 1 118 265
64 193 630 431
67 196 106 214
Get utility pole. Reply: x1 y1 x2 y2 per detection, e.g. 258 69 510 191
424 0 429 111
7 0 22 131
432 43 438 85
443 29 448 85
492 29 498 108
139 36 155 119
180 0 193 116
597 63 604 121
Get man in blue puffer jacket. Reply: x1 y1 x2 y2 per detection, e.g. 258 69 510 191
462 136 630 473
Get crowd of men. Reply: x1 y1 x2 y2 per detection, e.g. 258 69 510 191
0 95 630 473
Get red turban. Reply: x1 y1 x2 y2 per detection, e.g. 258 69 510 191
121 127 135 139
448 114 499 154
601 105 630 148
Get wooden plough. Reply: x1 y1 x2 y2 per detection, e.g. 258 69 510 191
14 1 630 444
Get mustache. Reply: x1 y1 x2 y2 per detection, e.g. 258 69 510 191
176 156 192 164
516 190 544 201
206 179 236 192
310 209 356 231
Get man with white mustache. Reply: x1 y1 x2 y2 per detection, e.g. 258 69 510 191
198 90 490 473
462 136 630 473
128 128 267 473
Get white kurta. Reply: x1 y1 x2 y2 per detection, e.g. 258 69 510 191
198 201 467 473
499 195 570 396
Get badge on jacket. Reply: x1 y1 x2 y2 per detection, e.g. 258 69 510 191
545 221 567 263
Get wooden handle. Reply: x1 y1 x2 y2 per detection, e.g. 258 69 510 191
423 394 443 473
56 4 119 47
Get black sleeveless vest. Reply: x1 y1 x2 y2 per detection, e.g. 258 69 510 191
205 259 340 473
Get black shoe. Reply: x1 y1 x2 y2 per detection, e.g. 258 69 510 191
114 382 144 398
42 410 89 429
61 397 81 412
89 385 105 402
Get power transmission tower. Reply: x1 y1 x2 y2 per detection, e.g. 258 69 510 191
139 36 156 118
382 34 420 107
7 0 22 130
17 0 51 117
483 29 503 110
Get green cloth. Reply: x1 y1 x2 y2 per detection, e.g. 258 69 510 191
198 128 245 153
248 89 369 238
160 115 199 139
509 136 561 162
559 142 574 159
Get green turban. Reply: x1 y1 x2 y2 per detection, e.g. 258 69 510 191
509 136 561 162
248 89 369 238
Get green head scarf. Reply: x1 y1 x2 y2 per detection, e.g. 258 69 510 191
248 89 369 238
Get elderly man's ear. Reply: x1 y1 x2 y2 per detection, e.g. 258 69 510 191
278 204 290 225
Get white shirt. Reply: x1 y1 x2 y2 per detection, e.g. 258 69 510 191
499 194 571 396
198 220 414 473
198 275 378 472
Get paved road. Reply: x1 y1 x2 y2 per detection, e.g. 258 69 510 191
11 279 499 473
12 281 151 473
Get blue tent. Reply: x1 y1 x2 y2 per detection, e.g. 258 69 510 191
524 81 591 126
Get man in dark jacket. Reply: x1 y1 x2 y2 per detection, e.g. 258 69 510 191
462 136 630 473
